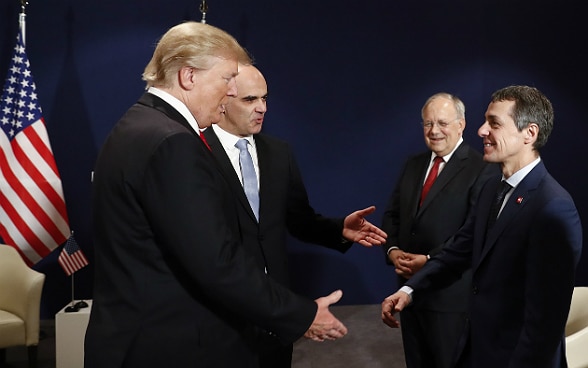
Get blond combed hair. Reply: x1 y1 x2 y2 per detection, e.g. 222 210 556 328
142 21 251 89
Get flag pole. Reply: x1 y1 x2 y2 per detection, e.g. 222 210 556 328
20 0 28 44
64 230 79 312
64 273 78 312
63 230 89 312
199 0 207 23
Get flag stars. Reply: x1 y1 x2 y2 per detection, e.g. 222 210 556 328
1 34 42 138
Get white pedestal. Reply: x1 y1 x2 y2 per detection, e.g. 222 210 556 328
55 300 92 368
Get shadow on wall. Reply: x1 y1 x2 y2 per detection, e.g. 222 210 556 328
33 6 97 319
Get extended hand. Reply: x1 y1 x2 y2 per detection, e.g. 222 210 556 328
342 206 387 247
304 290 348 342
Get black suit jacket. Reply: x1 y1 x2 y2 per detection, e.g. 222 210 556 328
407 161 583 367
85 93 316 368
203 128 351 287
382 142 496 311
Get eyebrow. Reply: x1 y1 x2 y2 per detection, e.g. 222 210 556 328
242 94 268 101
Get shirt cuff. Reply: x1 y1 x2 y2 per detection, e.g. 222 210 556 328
386 246 400 255
399 286 414 304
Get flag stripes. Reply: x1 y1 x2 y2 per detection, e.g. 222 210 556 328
0 26 70 264
58 234 89 276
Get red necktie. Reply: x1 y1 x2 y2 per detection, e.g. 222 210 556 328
420 156 443 206
199 132 211 151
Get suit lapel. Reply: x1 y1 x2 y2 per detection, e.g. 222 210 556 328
479 162 546 261
203 128 258 222
255 135 271 222
418 143 469 212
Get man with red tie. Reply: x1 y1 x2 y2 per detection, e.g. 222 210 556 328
381 93 496 368
382 86 583 368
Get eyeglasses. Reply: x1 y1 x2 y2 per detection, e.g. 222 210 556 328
421 117 460 129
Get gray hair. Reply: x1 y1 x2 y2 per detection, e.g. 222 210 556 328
490 85 554 150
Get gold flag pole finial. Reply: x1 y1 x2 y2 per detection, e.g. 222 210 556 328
20 0 28 13
199 0 208 23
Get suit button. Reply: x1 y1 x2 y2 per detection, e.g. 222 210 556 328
472 286 478 294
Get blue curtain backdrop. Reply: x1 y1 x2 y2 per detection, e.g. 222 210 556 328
1 0 586 317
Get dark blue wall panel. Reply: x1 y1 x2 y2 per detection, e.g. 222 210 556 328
1 0 586 316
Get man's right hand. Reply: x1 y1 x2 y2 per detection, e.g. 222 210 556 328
304 289 348 342
381 290 411 328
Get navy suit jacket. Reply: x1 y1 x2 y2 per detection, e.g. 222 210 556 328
85 93 316 368
406 161 583 368
203 128 351 287
382 142 496 311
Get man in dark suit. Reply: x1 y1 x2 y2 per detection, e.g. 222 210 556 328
382 85 583 368
85 22 348 368
381 93 496 368
203 64 387 367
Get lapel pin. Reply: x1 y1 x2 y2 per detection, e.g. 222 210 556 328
516 196 523 204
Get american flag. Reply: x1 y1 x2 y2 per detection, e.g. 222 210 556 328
58 234 88 276
0 23 70 265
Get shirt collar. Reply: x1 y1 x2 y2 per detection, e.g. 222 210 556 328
503 157 541 188
211 124 255 151
147 87 202 135
429 137 464 163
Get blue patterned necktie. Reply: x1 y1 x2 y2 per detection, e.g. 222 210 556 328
235 139 259 220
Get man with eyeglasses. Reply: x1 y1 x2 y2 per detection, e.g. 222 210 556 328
382 86 582 368
381 93 497 368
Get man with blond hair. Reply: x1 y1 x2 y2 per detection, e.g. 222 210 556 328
85 22 347 368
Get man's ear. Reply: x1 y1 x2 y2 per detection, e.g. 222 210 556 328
525 123 539 144
178 66 195 90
